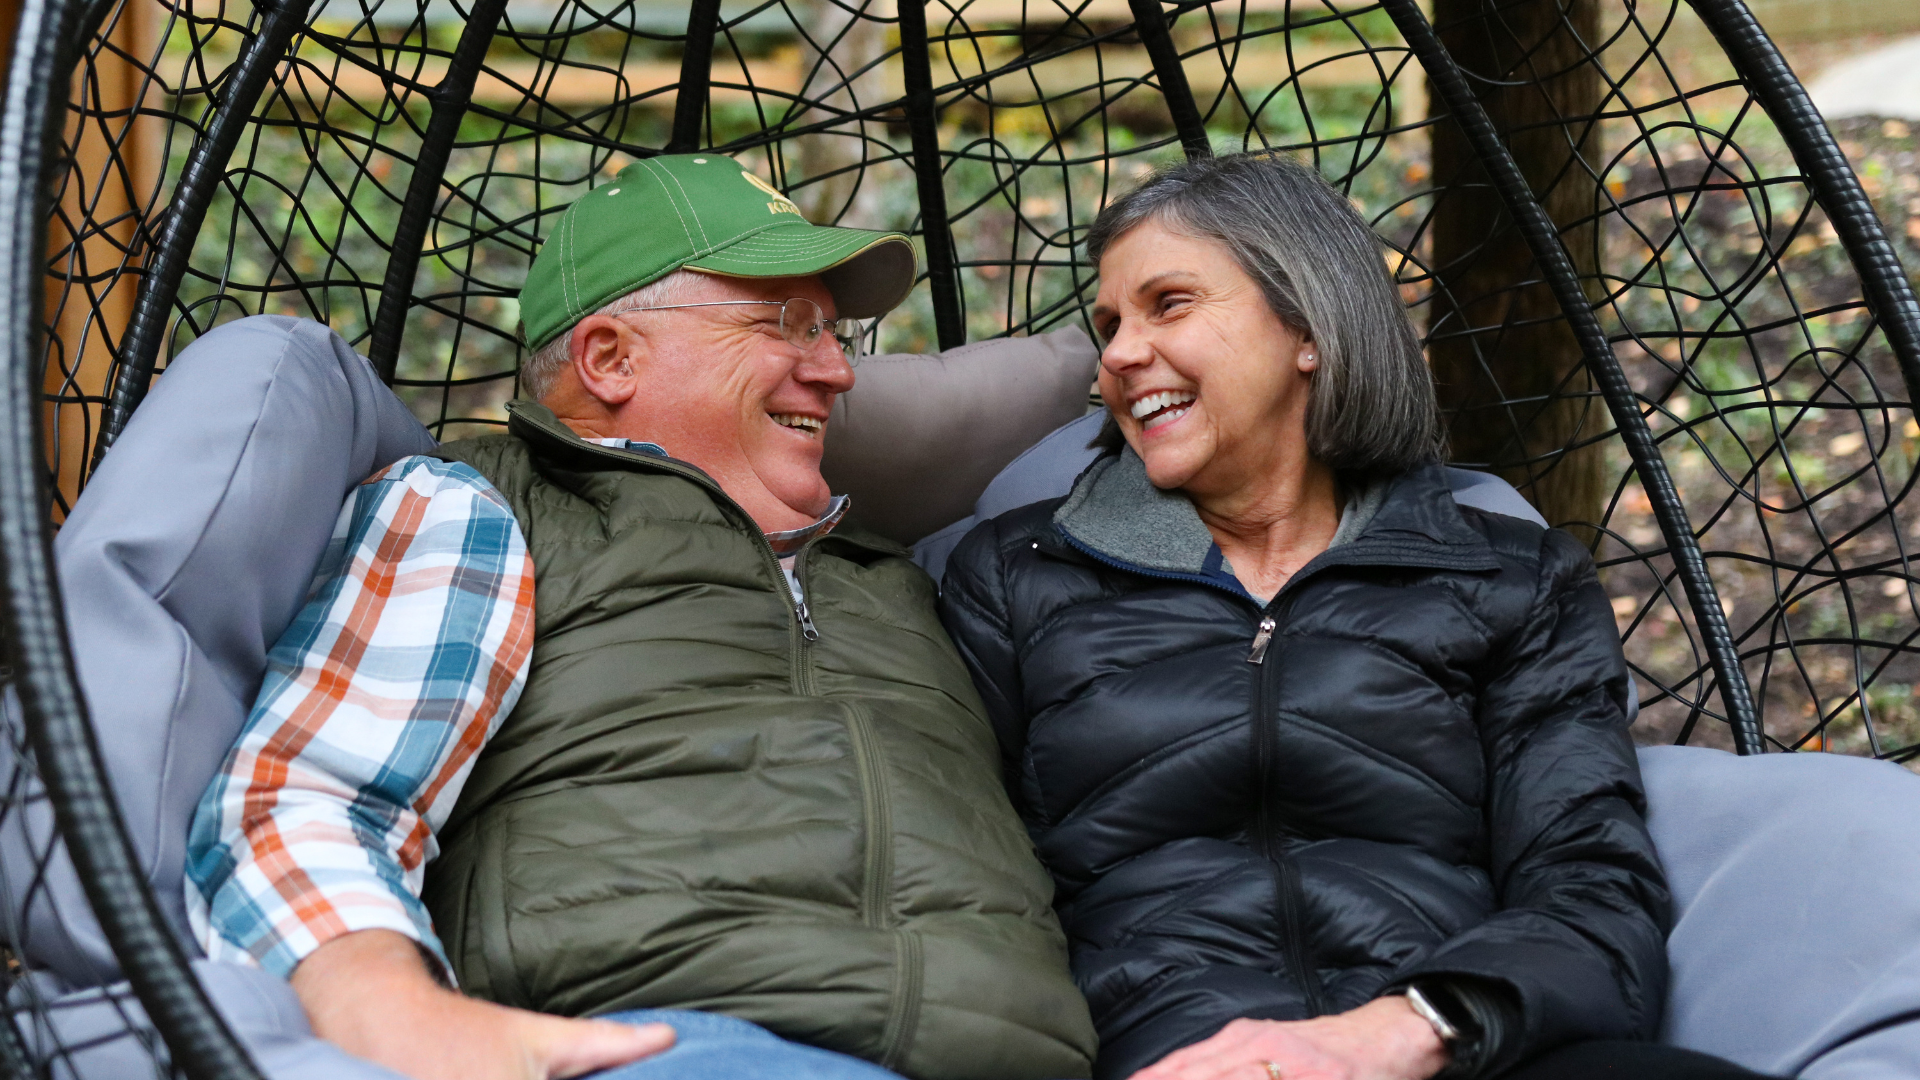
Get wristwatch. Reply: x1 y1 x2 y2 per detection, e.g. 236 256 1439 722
1402 981 1486 1079
1405 983 1461 1042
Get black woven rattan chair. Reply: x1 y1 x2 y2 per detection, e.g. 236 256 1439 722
3 0 1919 1076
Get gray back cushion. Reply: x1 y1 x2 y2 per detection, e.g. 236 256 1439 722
0 315 434 984
821 327 1099 544
1642 744 1920 1077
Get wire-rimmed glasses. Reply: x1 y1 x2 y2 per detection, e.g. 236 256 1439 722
616 297 867 363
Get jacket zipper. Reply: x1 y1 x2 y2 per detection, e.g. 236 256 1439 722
1249 592 1328 1018
1247 617 1276 664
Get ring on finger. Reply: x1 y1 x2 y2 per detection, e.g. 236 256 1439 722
1262 1062 1283 1080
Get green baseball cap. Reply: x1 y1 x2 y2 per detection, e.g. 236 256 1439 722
519 154 916 351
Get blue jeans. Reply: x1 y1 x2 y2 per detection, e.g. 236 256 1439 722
588 1009 905 1080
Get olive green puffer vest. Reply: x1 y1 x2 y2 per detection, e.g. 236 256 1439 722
421 403 1095 1080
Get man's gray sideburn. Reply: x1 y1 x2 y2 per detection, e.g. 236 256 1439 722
1084 153 1444 477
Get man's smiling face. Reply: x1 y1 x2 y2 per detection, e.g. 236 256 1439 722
554 270 854 531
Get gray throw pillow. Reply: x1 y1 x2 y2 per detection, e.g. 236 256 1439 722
820 327 1099 545
0 315 434 986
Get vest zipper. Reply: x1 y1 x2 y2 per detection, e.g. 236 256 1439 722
768 510 907 1049
878 930 924 1071
791 548 820 697
846 706 894 930
790 541 821 641
1249 593 1327 1018
844 637 910 1062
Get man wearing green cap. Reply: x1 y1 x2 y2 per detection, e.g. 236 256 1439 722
186 155 1097 1080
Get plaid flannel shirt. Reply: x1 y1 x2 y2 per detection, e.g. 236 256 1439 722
185 456 536 978
185 447 847 979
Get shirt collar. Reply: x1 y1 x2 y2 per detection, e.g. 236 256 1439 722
583 436 669 458
767 494 850 556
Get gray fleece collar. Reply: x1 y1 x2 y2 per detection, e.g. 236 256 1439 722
1052 448 1386 577
1052 450 1216 575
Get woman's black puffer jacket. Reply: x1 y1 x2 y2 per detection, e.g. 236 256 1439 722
938 455 1670 1080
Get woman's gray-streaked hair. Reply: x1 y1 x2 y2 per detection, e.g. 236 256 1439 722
518 269 701 402
1085 153 1443 477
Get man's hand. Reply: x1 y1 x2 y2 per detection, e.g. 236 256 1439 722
1126 997 1449 1080
291 930 675 1080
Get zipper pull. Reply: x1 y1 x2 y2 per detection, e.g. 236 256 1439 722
1247 616 1276 664
795 598 820 641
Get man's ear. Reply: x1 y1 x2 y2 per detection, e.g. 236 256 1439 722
571 313 641 407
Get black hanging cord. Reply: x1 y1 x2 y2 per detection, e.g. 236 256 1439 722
0 0 266 1075
1127 0 1211 160
90 0 318 469
1379 0 1765 755
367 0 513 382
667 0 722 153
1687 0 1920 405
898 0 963 350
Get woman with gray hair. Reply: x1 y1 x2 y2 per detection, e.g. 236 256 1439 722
939 155 1767 1080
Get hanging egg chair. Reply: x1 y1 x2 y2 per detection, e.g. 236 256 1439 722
3 0 1920 1076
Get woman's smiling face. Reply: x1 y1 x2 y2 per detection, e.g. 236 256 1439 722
1091 219 1319 500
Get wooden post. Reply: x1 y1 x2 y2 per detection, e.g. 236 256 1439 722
1427 0 1605 538
42 0 156 516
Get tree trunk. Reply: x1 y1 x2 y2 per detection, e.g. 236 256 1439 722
1427 0 1605 540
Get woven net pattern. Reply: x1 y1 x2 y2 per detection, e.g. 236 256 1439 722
7 0 1920 1072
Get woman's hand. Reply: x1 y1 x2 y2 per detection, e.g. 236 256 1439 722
1126 997 1449 1080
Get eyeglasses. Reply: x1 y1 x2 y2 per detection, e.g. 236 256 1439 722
615 297 867 363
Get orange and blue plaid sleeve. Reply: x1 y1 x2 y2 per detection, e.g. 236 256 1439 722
184 456 535 980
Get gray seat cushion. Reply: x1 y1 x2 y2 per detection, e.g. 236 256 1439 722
1642 744 1920 1077
0 315 434 986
